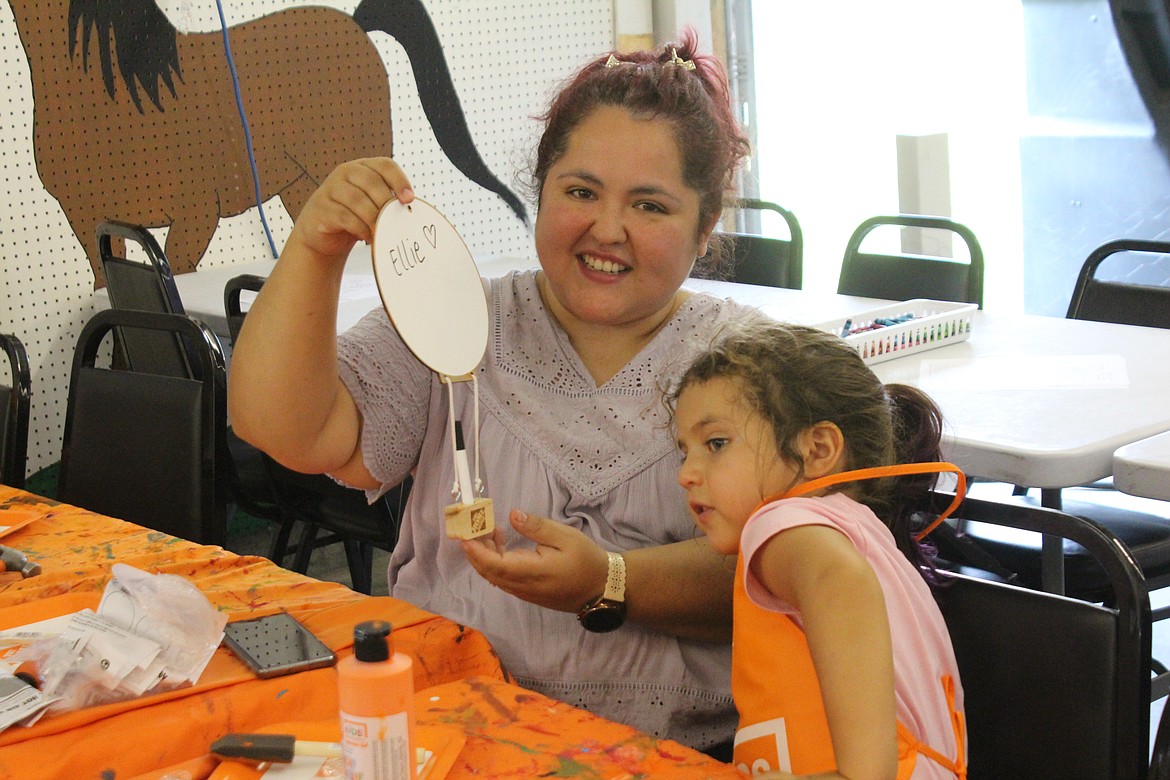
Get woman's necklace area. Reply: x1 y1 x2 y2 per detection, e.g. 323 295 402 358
535 271 688 383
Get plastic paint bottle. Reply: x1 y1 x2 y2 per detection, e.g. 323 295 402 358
338 620 417 780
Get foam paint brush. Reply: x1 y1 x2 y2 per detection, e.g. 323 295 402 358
210 733 341 765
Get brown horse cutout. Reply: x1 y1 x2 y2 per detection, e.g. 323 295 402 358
7 0 528 287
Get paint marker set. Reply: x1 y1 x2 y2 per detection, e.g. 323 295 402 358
817 299 977 365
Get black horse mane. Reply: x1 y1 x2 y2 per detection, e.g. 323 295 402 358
68 0 182 113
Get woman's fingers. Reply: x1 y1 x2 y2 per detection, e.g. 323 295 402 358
461 510 610 612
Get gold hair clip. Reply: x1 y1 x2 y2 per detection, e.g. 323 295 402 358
666 48 696 71
605 54 622 68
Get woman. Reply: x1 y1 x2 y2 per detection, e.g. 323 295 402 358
229 30 757 749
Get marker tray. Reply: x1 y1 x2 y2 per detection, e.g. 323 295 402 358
815 299 977 365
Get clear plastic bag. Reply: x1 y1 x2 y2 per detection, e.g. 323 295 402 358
9 564 227 717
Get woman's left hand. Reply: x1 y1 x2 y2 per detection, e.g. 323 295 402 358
461 509 609 612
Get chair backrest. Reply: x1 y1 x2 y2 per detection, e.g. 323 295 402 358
224 274 267 346
926 493 1150 780
837 214 984 307
57 309 230 546
695 198 803 289
1 333 31 489
97 220 194 378
1065 238 1170 328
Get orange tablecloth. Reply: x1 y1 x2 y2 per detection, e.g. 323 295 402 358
0 486 505 780
0 487 743 780
205 676 745 780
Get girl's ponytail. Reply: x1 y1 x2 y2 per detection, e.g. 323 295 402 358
886 383 945 563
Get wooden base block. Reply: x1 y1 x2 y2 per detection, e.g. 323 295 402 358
444 498 494 540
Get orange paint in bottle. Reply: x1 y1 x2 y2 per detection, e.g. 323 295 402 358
338 620 417 780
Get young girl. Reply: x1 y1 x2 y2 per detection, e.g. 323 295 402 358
671 321 967 780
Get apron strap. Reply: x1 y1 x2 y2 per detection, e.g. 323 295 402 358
762 462 968 541
894 674 968 779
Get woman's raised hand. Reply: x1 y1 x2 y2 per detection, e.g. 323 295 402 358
290 157 415 261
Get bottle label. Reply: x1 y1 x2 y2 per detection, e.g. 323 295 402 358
340 709 412 780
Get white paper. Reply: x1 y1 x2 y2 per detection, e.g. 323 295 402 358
0 673 45 732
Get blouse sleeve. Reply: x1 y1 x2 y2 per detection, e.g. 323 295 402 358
337 307 434 492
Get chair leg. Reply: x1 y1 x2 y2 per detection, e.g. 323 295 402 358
291 522 319 574
362 544 375 590
343 538 372 594
268 517 299 564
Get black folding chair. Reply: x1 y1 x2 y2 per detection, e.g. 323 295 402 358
263 466 409 595
694 198 803 289
837 214 984 307
1 333 31 489
58 309 230 545
96 223 290 548
1065 238 1170 328
924 492 1151 779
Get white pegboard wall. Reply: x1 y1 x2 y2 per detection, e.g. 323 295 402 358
1 0 613 477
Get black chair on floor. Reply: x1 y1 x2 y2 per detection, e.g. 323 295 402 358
225 272 408 594
58 309 230 546
1 333 31 489
837 214 984 307
1066 238 1170 328
693 198 803 289
924 492 1151 780
1056 238 1170 507
97 222 286 547
264 467 410 595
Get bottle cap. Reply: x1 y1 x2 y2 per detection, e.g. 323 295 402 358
353 620 392 662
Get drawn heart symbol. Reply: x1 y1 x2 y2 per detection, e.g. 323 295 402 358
423 224 438 248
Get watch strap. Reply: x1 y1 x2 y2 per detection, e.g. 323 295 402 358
601 551 626 603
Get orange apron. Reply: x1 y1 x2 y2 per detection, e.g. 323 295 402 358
731 463 968 778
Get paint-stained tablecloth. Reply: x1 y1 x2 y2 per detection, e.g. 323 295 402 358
0 485 505 780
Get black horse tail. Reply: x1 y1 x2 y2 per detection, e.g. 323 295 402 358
354 0 529 226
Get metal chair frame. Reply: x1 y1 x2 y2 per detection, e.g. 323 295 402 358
225 272 407 594
1 333 31 489
1065 238 1170 328
924 491 1151 779
696 198 803 289
837 214 984 307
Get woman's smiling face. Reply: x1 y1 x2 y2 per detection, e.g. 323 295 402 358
534 105 714 333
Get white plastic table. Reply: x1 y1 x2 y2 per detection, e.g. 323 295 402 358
1114 431 1170 502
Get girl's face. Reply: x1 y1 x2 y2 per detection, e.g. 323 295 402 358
534 105 714 333
675 377 800 555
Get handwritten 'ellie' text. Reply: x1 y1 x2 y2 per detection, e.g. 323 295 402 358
388 238 427 276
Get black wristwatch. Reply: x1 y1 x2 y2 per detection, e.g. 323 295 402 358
577 551 627 633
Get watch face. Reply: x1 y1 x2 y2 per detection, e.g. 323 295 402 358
581 602 625 633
